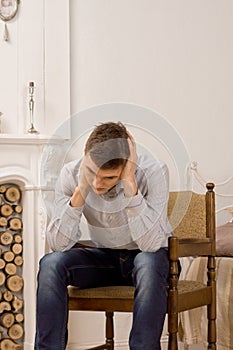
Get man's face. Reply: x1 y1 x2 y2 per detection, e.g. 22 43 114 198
84 154 123 195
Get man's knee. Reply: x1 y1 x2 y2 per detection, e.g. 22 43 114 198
39 251 64 270
133 249 169 283
38 251 70 285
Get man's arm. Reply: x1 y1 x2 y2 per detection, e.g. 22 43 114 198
125 159 171 252
70 156 90 207
120 131 138 197
46 159 89 252
120 132 170 252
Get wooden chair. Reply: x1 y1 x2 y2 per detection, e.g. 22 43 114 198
68 183 216 350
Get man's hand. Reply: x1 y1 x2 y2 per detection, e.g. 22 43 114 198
70 156 90 207
120 131 138 197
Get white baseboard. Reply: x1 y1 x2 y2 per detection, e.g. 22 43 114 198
67 339 205 350
67 340 129 350
24 337 201 350
67 336 169 350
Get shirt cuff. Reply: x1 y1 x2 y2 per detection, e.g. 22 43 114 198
65 202 84 218
125 191 146 219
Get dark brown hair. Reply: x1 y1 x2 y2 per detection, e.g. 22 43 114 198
85 122 130 169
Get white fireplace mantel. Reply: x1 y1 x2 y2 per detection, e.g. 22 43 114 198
0 133 62 145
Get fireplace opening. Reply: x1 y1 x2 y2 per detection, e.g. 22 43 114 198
0 183 24 349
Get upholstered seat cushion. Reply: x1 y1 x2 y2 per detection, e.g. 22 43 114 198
69 285 134 299
68 280 206 300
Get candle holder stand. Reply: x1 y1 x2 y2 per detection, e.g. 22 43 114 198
27 82 39 134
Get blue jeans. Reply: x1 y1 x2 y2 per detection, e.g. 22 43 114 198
34 247 169 350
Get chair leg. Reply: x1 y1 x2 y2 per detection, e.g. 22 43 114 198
207 256 217 350
105 311 114 350
168 236 179 350
167 292 179 350
85 311 114 350
168 333 178 350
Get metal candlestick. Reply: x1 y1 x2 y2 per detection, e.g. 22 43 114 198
27 81 39 134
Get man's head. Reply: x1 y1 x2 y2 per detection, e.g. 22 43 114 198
85 122 130 169
84 122 130 194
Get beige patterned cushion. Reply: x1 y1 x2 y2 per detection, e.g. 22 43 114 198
168 192 206 239
68 285 134 299
68 280 206 300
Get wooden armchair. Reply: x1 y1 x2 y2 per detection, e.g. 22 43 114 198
68 183 216 350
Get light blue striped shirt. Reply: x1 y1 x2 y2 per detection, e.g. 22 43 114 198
46 153 172 252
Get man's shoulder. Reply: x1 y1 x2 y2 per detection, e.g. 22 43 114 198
138 153 167 172
61 159 82 177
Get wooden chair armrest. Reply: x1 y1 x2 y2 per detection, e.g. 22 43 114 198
178 238 213 257
179 238 211 244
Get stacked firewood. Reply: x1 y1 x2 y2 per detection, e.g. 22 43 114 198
0 185 24 350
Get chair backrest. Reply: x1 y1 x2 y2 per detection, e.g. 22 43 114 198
168 191 206 239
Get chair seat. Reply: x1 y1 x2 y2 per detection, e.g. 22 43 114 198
68 285 135 312
68 280 211 313
69 285 134 299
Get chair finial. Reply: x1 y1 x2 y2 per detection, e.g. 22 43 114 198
206 183 215 191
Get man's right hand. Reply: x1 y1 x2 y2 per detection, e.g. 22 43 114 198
70 156 90 207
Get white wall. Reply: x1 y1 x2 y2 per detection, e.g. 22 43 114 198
70 0 233 184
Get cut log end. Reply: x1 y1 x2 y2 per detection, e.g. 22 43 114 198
5 187 21 203
8 323 24 340
0 338 22 350
6 276 24 293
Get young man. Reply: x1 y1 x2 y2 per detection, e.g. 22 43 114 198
35 122 172 350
